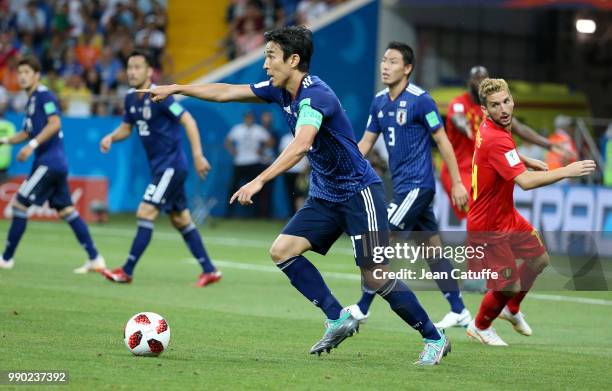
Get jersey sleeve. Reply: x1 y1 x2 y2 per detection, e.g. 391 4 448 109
299 86 335 119
122 95 134 125
160 95 186 119
489 136 527 180
39 92 60 118
365 99 381 134
419 94 443 133
250 80 281 104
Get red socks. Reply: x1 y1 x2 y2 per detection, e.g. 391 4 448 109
507 262 541 314
475 290 510 330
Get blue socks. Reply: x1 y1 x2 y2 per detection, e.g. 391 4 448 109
122 219 154 276
277 255 343 320
378 279 440 340
357 288 376 315
2 207 28 260
64 211 98 260
179 223 216 273
428 258 465 314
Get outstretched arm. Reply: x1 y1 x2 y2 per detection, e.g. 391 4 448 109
514 160 595 190
139 83 264 103
432 127 469 209
358 130 379 157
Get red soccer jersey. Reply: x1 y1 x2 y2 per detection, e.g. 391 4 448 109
444 92 483 170
467 118 527 234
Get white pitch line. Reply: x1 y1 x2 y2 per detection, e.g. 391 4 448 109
185 258 612 305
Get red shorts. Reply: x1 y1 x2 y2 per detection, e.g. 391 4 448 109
468 215 546 290
440 163 472 220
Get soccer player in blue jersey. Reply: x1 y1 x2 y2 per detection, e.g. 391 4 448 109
99 51 221 287
0 56 106 272
356 42 472 329
141 27 450 364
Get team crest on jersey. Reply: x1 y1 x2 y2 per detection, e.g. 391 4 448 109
143 106 151 120
396 108 407 125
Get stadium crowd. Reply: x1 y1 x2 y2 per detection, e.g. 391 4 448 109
0 0 169 116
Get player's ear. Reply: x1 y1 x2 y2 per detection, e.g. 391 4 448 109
404 64 413 77
289 53 300 69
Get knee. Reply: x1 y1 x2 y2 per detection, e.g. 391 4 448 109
136 203 158 221
269 242 289 263
170 214 190 229
531 252 550 273
58 206 75 219
500 281 521 297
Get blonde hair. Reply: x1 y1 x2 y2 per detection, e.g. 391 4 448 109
478 78 510 106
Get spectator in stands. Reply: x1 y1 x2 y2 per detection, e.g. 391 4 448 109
225 111 273 217
76 34 102 70
96 46 124 90
296 0 330 26
0 86 15 184
60 73 92 117
546 115 578 170
0 55 20 93
518 139 546 162
260 0 284 29
234 18 264 56
41 34 67 73
135 15 166 65
0 31 18 70
16 1 46 38
60 47 84 77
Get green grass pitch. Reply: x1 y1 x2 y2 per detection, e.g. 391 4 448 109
1 217 611 390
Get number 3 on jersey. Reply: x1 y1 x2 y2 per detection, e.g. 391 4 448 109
136 120 150 136
387 127 395 146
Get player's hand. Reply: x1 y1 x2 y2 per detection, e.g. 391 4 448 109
16 145 33 162
137 84 177 103
564 160 596 177
230 179 264 205
524 157 548 171
451 182 469 210
551 143 577 161
194 154 211 179
100 135 113 153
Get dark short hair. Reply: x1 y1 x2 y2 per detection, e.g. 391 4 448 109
386 41 414 67
18 56 42 73
264 26 313 73
128 50 153 67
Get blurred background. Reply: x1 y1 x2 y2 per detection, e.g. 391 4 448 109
0 0 610 233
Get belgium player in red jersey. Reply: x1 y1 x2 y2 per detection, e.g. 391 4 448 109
465 78 595 346
440 66 573 220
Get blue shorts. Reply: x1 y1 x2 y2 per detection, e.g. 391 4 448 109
387 187 438 233
142 168 188 213
282 183 389 266
16 165 72 210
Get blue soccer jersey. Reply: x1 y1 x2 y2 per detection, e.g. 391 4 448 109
250 75 380 202
123 87 188 175
365 83 443 195
23 85 68 172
